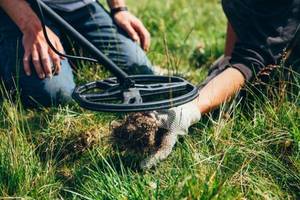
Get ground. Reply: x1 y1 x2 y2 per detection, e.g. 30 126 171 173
0 0 299 199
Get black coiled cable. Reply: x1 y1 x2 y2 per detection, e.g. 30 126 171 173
34 0 98 63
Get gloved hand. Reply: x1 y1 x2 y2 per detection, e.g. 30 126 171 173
154 100 202 136
140 101 201 170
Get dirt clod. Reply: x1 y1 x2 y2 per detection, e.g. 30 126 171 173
72 129 100 153
111 112 160 153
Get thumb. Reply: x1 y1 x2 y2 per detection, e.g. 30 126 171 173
140 156 158 170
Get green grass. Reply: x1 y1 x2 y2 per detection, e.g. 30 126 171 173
0 0 300 199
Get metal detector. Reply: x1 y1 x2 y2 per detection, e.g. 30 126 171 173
32 0 199 112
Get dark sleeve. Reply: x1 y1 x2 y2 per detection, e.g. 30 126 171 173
229 43 276 81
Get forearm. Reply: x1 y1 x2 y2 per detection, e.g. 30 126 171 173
107 0 126 9
0 0 42 34
197 68 245 114
194 23 243 114
224 22 238 57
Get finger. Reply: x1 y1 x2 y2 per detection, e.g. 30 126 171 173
23 50 32 76
140 156 157 170
37 43 52 78
49 49 61 75
31 46 45 79
121 22 140 43
53 40 64 73
55 39 66 60
132 21 151 51
130 21 148 50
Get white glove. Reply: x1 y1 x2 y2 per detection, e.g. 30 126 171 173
140 101 201 170
154 101 202 136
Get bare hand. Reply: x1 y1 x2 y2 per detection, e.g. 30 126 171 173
22 27 64 79
114 11 151 51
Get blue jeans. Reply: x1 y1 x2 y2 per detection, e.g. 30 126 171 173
0 2 153 107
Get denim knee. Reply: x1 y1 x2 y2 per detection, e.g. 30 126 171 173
63 2 154 75
119 40 154 75
19 60 76 107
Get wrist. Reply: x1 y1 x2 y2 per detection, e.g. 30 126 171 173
20 18 42 35
0 0 42 34
177 101 201 125
110 6 128 16
108 0 126 9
